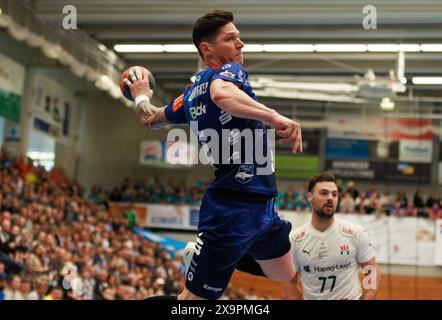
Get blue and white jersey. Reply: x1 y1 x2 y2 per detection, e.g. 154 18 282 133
164 62 277 197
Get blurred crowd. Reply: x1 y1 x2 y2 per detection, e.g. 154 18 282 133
337 181 442 219
0 150 257 300
108 176 442 219
1 148 441 300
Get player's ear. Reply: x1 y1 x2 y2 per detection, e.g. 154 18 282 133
307 192 313 203
199 41 212 58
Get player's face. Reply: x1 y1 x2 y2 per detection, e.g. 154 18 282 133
308 182 339 219
211 22 244 65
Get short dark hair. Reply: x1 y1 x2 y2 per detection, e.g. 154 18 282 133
192 10 234 59
308 172 338 193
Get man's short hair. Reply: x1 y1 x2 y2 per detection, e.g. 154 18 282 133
192 10 234 59
308 172 338 193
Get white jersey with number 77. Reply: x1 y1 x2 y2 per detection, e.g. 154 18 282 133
290 218 375 300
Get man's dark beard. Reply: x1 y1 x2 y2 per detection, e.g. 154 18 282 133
314 204 335 219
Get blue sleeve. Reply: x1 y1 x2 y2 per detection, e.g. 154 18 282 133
164 93 186 124
211 62 249 87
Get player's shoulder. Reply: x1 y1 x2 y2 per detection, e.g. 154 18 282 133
220 61 244 70
213 61 247 75
289 222 310 245
335 217 365 238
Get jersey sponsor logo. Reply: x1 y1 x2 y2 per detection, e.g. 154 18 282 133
187 271 193 281
221 64 232 70
218 110 232 125
238 70 245 82
303 266 311 273
294 231 306 242
317 242 329 260
172 93 184 112
340 245 350 255
339 226 355 238
313 262 351 273
188 82 208 102
220 71 235 79
203 284 223 293
235 164 254 184
189 103 206 120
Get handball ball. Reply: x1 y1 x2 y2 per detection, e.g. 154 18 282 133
119 66 155 101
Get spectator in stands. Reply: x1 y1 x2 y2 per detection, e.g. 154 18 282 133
413 190 425 209
296 196 310 213
355 191 367 214
367 191 382 215
0 218 12 251
18 277 38 300
403 200 418 217
44 287 64 300
380 188 395 214
346 180 359 199
426 192 437 208
397 190 408 208
428 203 442 220
0 271 5 300
285 191 296 210
35 276 50 300
4 274 21 300
389 201 404 217
339 191 355 213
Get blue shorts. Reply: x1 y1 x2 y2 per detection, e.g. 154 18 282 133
185 189 292 299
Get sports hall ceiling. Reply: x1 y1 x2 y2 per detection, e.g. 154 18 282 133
16 0 442 117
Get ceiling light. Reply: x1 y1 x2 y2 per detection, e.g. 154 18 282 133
412 77 442 85
314 44 367 52
421 44 442 52
398 44 420 52
114 44 164 53
263 44 314 52
243 44 264 52
164 44 197 53
380 97 395 110
367 44 399 52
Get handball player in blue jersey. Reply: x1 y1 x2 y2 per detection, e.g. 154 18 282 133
124 10 303 300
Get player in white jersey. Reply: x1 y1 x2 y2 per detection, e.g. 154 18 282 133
284 172 380 300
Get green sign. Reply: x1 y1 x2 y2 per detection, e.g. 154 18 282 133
0 89 21 123
275 155 320 179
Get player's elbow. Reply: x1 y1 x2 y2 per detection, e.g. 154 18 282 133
210 86 227 105
210 81 234 111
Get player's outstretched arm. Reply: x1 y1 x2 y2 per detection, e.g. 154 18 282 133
359 257 381 300
124 67 170 129
282 272 303 300
210 79 302 154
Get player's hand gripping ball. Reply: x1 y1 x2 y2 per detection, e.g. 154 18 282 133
119 66 155 101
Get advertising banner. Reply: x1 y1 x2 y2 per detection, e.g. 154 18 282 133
0 52 25 123
325 159 431 182
30 73 74 143
326 138 369 160
399 139 433 163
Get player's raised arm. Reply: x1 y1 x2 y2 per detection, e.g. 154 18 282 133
123 66 170 129
210 79 303 154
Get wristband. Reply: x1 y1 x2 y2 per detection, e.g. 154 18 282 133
135 94 150 106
